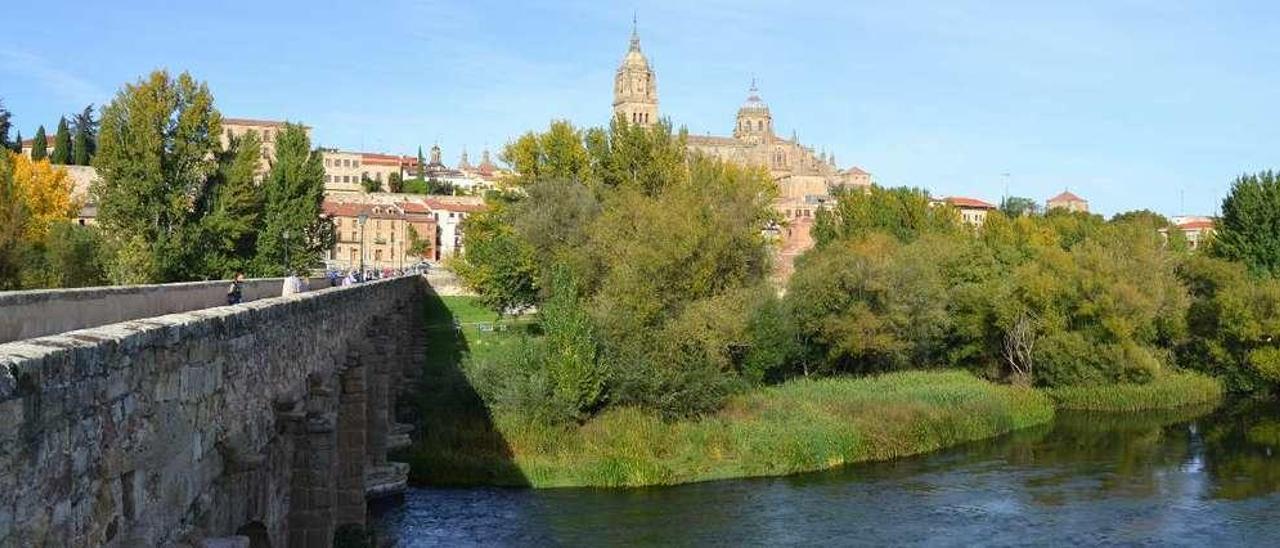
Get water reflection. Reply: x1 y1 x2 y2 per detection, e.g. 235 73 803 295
375 400 1280 546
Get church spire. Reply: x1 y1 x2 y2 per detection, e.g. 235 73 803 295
630 12 641 51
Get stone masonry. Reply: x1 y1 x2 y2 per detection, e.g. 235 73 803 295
0 275 429 547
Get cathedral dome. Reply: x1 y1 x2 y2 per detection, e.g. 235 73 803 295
739 80 769 112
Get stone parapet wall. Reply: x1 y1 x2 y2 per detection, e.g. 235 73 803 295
0 277 331 344
0 276 427 547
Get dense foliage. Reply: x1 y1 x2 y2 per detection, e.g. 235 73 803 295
1213 171 1280 277
457 118 776 419
89 70 331 283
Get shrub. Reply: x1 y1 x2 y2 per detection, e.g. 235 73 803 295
1044 371 1224 412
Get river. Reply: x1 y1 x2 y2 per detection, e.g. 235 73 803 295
371 400 1280 546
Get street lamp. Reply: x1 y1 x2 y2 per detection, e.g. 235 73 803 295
282 229 291 275
357 212 369 279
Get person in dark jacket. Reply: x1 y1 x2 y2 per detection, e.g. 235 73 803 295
226 272 245 305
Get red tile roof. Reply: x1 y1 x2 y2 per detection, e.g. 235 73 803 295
359 153 406 166
1048 190 1085 203
943 196 997 209
1177 219 1215 230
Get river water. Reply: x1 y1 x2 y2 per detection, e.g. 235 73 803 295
372 401 1280 547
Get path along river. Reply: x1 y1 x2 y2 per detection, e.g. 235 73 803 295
372 400 1280 547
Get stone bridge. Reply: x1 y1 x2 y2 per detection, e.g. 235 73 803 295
0 276 431 547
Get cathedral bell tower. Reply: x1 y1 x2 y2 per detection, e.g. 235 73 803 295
734 79 773 144
612 17 659 127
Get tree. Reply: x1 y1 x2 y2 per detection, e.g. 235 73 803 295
454 205 539 314
30 126 48 160
406 224 431 259
360 175 381 193
11 131 20 154
417 145 426 177
0 152 26 289
32 222 109 288
254 122 330 275
1212 171 1280 277
0 100 11 151
540 266 607 419
999 196 1039 217
1111 209 1170 228
812 186 960 247
388 171 404 193
10 153 74 240
194 131 264 277
71 104 97 165
50 117 71 165
93 69 222 283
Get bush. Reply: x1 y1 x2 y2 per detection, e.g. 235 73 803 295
1044 371 1224 412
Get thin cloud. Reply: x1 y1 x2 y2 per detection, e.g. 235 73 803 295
0 50 108 106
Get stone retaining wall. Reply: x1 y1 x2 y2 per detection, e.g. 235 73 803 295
0 276 427 547
0 277 331 344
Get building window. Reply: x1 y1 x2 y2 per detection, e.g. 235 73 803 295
375 250 383 261
757 120 763 131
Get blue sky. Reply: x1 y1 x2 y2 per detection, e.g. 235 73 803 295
4 0 1278 216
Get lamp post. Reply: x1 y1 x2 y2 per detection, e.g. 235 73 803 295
282 229 291 275
357 212 369 279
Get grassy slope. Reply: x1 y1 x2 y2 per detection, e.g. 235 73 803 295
503 370 1054 487
403 297 1055 488
1043 371 1225 412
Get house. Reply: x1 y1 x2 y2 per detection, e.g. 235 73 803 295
1046 190 1088 213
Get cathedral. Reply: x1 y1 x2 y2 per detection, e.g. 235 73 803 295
612 23 872 279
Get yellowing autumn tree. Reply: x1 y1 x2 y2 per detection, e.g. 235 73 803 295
10 152 75 240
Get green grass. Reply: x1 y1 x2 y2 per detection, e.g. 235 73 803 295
402 308 1057 489
1043 371 1224 412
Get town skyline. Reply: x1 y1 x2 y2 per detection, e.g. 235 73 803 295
6 0 1278 215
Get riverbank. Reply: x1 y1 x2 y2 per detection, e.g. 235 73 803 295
1043 371 1224 412
403 364 1054 487
400 295 1215 488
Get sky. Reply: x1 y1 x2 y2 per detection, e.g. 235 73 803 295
4 0 1279 216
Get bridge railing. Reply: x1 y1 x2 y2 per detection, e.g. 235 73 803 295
0 276 331 344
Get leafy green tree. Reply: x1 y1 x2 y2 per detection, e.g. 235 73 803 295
0 151 27 289
71 104 97 165
454 204 539 314
93 70 222 283
30 126 47 160
360 175 381 193
11 131 20 154
0 100 11 151
1177 254 1280 392
999 196 1039 217
812 186 959 247
1213 171 1280 277
194 131 264 277
540 266 607 419
50 117 71 165
31 221 109 288
1111 209 1170 227
502 120 593 186
417 145 426 177
254 123 331 275
388 171 404 193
